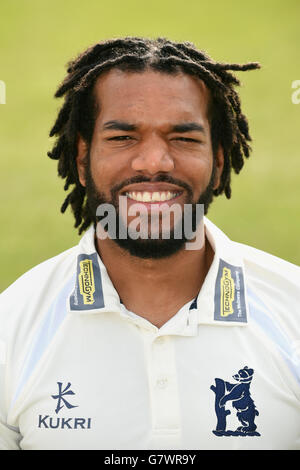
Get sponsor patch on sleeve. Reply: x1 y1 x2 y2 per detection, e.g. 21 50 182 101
70 253 105 311
214 259 247 323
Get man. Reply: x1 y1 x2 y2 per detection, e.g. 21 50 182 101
0 37 299 450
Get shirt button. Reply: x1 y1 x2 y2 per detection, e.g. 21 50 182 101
155 336 166 345
156 377 168 389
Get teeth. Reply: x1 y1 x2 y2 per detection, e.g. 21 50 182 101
152 192 160 202
126 191 179 202
143 192 152 202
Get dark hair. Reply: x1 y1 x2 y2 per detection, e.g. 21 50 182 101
48 37 260 234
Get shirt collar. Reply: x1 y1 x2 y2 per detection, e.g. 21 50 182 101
67 225 122 315
67 219 249 327
194 218 249 326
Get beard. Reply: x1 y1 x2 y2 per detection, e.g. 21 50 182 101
84 159 216 260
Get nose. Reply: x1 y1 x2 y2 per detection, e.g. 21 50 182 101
131 134 175 175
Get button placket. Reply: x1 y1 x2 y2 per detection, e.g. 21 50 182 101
148 335 181 437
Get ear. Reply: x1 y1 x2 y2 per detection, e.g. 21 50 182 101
213 145 224 191
76 135 89 187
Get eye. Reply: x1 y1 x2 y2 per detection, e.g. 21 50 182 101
174 137 201 143
107 135 133 141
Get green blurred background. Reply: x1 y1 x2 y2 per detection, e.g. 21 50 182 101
0 0 299 292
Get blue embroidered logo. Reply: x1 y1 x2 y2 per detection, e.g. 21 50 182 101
210 366 260 437
38 382 92 429
51 382 78 414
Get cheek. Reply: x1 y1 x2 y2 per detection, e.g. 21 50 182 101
89 149 130 197
90 142 115 179
89 155 112 194
179 154 214 190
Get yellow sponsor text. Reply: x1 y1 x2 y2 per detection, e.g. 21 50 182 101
220 267 235 317
78 259 95 305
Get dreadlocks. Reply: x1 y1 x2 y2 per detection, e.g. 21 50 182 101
48 37 260 234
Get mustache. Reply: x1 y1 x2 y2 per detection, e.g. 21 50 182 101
111 174 193 200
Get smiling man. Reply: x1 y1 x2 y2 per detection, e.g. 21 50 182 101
0 37 300 450
76 68 223 325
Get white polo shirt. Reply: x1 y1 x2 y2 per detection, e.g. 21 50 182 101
0 218 300 450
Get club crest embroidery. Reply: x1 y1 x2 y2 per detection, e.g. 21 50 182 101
210 366 260 437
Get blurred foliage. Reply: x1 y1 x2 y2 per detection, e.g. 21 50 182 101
0 0 299 291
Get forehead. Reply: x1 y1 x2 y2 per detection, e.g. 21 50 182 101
93 68 211 126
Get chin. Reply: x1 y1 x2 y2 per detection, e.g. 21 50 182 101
112 236 187 259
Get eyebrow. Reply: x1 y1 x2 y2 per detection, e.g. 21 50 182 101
102 120 137 131
102 120 206 134
171 122 206 134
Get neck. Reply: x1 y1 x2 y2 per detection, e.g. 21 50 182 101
95 224 214 328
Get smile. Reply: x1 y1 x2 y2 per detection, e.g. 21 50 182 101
125 191 181 203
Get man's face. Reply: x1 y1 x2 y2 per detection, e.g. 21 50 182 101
76 69 224 258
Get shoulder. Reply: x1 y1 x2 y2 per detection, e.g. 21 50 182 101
206 218 300 330
0 245 78 333
205 217 300 287
235 241 300 287
1 245 77 298
235 241 300 339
